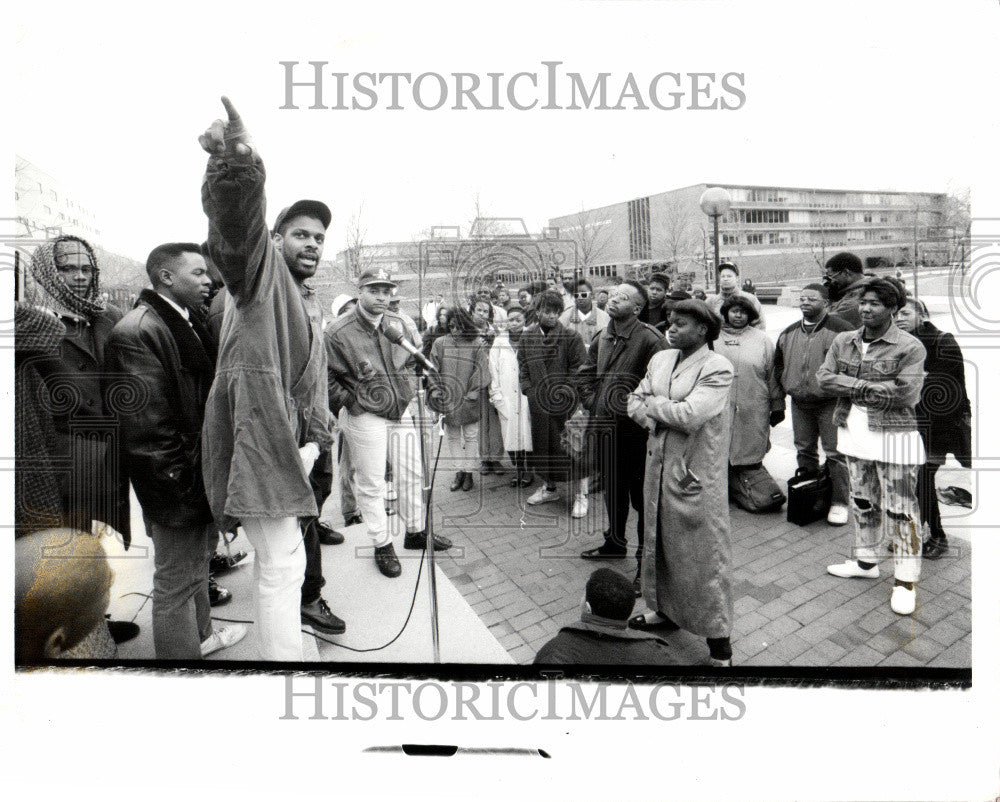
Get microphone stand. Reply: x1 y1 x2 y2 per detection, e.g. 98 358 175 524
413 363 441 663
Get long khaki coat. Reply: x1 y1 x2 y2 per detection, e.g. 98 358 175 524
627 345 735 639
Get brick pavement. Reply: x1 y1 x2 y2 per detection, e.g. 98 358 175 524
400 464 972 668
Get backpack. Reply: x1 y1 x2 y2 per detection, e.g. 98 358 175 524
730 464 786 514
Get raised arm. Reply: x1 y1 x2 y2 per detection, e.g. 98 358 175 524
199 97 269 301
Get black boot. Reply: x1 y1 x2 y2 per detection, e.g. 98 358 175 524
374 543 402 578
923 535 949 560
316 520 345 545
403 529 453 551
462 472 475 491
450 471 465 492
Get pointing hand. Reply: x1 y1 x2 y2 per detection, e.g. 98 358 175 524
198 96 255 158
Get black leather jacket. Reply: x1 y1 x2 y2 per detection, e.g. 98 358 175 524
104 290 216 527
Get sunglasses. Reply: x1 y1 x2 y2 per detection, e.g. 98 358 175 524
575 291 591 299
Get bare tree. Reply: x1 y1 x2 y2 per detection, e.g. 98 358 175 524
558 205 613 274
654 195 702 270
941 185 971 265
340 201 390 280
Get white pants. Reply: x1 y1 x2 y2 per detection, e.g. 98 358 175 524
341 410 424 547
444 421 480 472
242 516 306 661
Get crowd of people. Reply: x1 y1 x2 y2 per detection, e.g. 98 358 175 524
14 98 971 667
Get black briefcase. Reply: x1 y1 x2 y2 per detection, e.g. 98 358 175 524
786 466 832 526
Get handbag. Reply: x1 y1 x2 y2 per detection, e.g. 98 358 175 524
730 464 786 514
786 465 832 526
560 407 598 476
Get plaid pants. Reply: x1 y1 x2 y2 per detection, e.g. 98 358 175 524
846 456 922 583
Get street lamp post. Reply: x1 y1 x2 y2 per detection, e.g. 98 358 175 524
699 187 732 293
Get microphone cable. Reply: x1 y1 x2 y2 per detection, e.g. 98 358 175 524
304 422 444 654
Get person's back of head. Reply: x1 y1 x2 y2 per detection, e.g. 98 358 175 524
585 568 636 621
825 252 864 276
15 528 114 661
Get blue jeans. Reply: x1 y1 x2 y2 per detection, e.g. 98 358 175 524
146 519 216 659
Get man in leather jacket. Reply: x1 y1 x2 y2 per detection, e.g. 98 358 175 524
105 243 247 659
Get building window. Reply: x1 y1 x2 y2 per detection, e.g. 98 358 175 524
863 213 872 223
722 233 739 246
746 233 765 245
627 197 651 261
732 209 789 225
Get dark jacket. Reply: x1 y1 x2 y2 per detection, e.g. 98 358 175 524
828 277 867 328
15 304 66 537
578 315 667 423
533 612 675 665
774 313 855 404
517 322 587 420
201 151 333 527
638 301 669 334
913 321 970 423
104 290 216 527
324 307 422 421
32 303 132 543
817 324 926 432
207 287 227 347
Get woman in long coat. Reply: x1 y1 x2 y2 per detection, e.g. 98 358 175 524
713 295 784 470
627 300 736 666
471 297 507 474
488 305 533 487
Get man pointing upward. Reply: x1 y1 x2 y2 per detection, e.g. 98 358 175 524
199 97 335 661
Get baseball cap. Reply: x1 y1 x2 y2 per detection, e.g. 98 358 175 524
358 267 397 289
272 200 332 235
330 294 358 317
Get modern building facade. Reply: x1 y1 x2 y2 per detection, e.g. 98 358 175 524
549 183 955 285
15 156 103 242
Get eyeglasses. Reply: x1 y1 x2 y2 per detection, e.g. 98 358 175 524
575 291 591 299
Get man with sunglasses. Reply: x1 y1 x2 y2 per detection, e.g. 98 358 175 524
822 251 867 328
560 279 610 352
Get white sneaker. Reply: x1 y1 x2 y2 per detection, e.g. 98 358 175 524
890 584 916 615
201 623 249 657
571 494 589 518
826 503 849 526
827 560 879 579
527 486 560 505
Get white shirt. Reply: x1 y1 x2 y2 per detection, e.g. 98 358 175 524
157 292 191 322
559 305 610 350
836 341 925 465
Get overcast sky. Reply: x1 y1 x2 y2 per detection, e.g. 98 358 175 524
11 0 1000 261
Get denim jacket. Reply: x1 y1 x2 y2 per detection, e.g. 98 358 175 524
816 324 926 432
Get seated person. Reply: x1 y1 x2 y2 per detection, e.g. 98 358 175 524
533 568 675 665
15 528 115 661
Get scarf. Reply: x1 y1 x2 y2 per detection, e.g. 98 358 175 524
28 236 106 319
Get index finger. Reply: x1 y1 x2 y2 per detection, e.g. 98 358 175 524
220 96 241 122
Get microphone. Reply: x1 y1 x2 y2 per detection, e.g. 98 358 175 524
383 322 438 372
